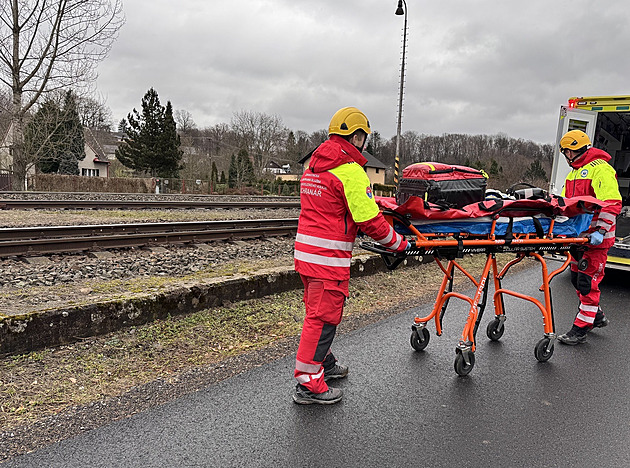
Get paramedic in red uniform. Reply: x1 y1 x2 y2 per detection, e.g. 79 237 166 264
557 130 622 345
292 107 410 404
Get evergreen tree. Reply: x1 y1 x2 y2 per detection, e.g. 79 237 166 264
524 159 547 181
59 91 85 175
210 161 218 187
237 149 254 186
488 159 501 177
228 154 237 188
370 131 383 160
157 101 183 178
25 100 64 173
116 88 183 177
365 140 374 154
219 170 226 184
285 131 298 161
25 92 85 175
245 155 255 185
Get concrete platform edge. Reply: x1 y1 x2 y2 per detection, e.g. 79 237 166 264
0 254 429 356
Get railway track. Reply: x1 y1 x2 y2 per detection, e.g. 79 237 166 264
0 199 300 210
0 218 299 258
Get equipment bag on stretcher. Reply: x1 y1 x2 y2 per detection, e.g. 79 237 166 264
396 162 488 208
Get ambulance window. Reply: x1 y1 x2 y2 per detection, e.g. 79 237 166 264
568 119 589 133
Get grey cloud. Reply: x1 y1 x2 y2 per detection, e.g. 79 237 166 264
96 0 630 144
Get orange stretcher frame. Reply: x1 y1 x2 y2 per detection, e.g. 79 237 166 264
360 210 589 376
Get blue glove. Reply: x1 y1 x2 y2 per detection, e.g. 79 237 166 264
589 230 604 246
405 242 415 251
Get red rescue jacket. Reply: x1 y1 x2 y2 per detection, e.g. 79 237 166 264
294 135 408 280
562 147 622 247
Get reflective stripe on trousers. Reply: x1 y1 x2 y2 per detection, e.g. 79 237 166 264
294 275 348 394
569 247 608 328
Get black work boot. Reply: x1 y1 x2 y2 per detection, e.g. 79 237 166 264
593 310 609 328
558 325 589 345
292 384 343 405
322 353 349 382
324 363 349 381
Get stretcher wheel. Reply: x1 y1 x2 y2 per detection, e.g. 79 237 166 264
410 328 430 351
534 338 554 362
454 351 475 376
486 318 505 341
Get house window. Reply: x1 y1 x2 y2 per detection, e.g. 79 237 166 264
82 168 100 177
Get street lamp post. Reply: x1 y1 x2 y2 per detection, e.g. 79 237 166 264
394 0 407 188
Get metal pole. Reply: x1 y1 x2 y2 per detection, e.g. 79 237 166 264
394 0 407 188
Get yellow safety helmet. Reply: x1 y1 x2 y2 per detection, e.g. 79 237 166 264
559 130 591 152
328 107 372 136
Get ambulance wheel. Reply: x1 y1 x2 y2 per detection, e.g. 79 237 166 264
454 350 475 376
486 318 505 341
534 338 554 362
410 328 430 352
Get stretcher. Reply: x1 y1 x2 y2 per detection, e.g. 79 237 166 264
361 196 596 376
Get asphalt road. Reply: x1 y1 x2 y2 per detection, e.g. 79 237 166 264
5 263 630 468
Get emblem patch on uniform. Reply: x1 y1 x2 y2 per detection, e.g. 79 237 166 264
366 186 373 199
580 169 589 178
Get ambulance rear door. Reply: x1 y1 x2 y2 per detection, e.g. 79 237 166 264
550 106 597 195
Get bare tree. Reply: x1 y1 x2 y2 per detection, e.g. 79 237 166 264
230 110 288 176
174 109 197 134
0 0 124 189
0 88 11 158
309 129 328 149
76 94 114 131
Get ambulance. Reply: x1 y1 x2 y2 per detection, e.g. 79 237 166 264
550 96 630 271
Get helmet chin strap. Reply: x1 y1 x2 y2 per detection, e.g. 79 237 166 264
351 133 367 153
565 148 587 166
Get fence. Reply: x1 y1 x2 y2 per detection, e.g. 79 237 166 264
27 174 154 193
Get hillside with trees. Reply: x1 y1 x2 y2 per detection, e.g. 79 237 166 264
175 116 553 193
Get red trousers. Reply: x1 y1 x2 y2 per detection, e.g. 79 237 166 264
569 246 608 327
294 275 348 394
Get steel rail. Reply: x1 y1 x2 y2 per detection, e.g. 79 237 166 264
0 200 301 210
0 219 299 257
0 219 299 241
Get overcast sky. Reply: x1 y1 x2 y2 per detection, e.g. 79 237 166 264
96 0 630 145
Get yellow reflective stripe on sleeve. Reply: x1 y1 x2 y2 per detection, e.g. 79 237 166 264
329 162 380 223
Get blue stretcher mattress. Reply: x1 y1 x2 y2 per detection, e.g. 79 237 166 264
393 213 593 237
